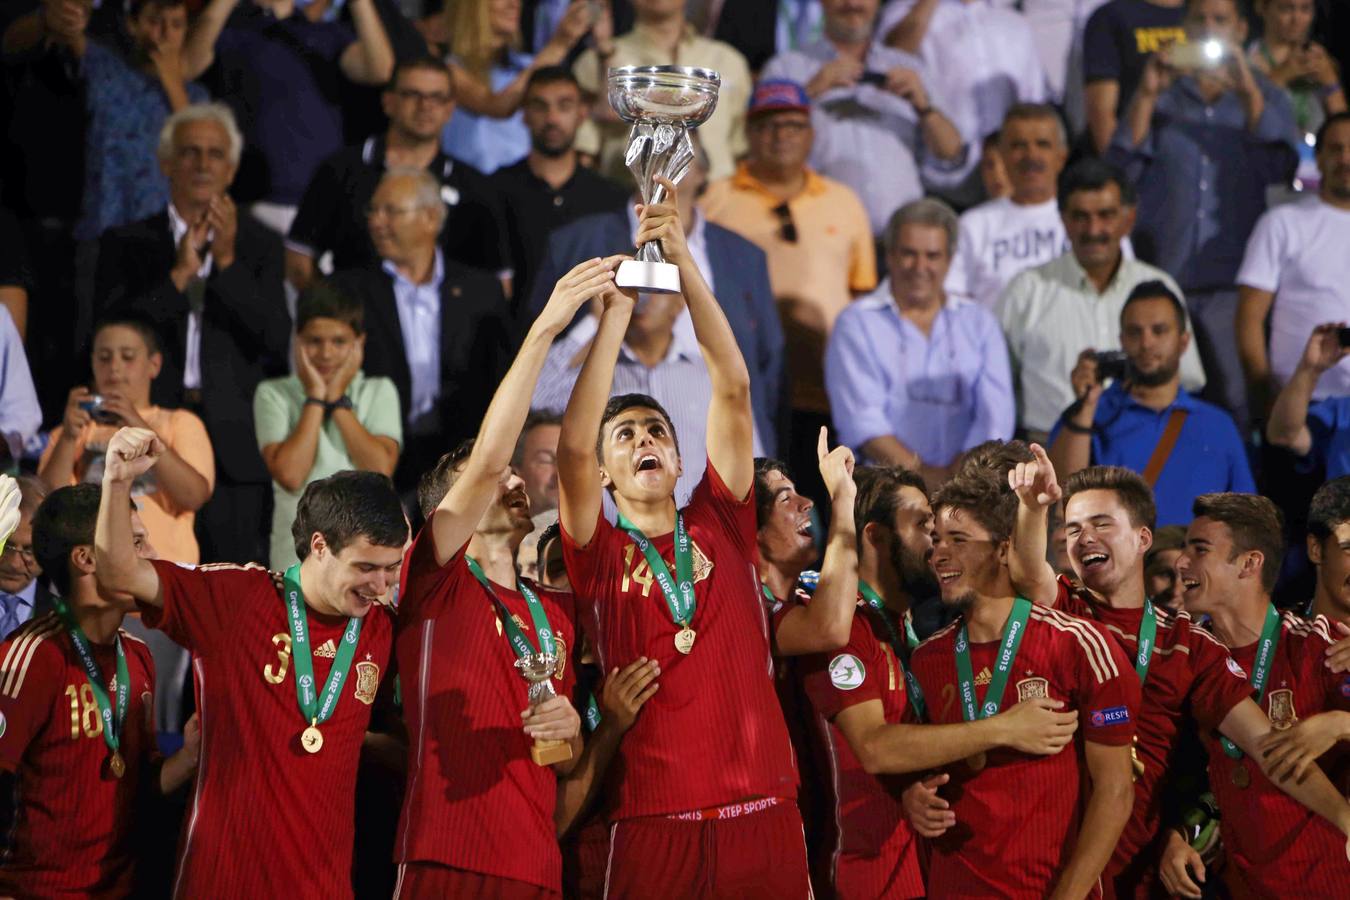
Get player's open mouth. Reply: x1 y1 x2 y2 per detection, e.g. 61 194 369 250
505 491 529 511
935 569 961 584
1181 577 1200 593
1080 552 1110 570
795 519 812 536
635 454 662 473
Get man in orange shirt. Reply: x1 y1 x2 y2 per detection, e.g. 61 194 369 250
703 79 876 507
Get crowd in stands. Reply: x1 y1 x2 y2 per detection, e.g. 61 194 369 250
1 0 1349 896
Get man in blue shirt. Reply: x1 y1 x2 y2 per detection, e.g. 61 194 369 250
1047 280 1254 526
1107 0 1298 430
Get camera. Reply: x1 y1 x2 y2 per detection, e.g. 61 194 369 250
1338 327 1350 348
79 395 121 425
1094 351 1131 383
1170 38 1226 70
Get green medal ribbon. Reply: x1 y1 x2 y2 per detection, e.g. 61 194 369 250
761 583 777 605
955 597 1033 722
1135 598 1158 685
1221 603 1282 760
282 564 363 729
584 693 602 732
858 579 927 720
53 597 128 759
466 556 556 661
616 512 695 631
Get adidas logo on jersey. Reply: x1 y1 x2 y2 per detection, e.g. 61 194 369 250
315 639 338 659
974 666 992 686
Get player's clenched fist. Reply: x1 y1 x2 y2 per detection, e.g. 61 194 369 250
102 427 166 485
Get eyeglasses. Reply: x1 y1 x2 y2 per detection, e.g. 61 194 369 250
0 543 36 567
773 202 798 243
392 88 452 106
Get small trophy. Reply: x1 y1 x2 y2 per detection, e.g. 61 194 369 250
516 653 574 766
607 65 721 294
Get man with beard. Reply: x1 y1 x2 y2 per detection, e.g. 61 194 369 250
798 465 1079 898
1047 281 1253 527
1007 450 1350 896
285 57 508 294
492 67 628 314
902 471 1139 898
1305 477 1350 623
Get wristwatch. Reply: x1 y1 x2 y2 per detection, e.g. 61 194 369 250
327 396 354 413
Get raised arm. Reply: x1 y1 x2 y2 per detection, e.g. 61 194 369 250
1007 443 1063 606
1047 352 1101 480
773 429 858 655
1050 740 1134 900
883 0 939 54
1267 323 1349 456
451 0 590 118
181 0 238 79
338 0 395 86
94 428 166 606
431 258 622 566
636 178 755 497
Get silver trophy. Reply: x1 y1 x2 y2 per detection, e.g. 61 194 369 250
607 65 721 294
515 653 573 766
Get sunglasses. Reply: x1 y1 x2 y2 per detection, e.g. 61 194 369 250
773 202 798 243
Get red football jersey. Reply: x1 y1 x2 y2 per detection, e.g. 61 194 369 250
395 527 579 891
143 560 393 900
1052 580 1253 894
907 603 1140 899
0 614 156 897
1203 612 1350 898
561 463 798 819
799 597 923 899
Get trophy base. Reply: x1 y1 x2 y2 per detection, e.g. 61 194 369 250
531 738 573 766
616 259 681 294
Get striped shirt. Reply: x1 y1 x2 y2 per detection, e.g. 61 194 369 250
907 602 1140 899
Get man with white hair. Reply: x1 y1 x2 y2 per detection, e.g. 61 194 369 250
95 101 290 564
330 167 513 492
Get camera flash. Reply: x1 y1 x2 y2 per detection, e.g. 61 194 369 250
1202 39 1223 61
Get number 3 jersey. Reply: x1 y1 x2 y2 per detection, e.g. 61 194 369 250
0 613 157 898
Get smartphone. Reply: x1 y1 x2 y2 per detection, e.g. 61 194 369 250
1169 38 1226 70
1338 327 1350 348
859 71 889 87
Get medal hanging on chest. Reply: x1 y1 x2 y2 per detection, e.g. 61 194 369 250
1219 605 1282 789
282 565 363 755
618 512 697 654
954 598 1033 771
53 597 130 779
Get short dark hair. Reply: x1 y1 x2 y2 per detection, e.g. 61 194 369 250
526 65 581 95
92 315 161 357
932 471 1017 545
1121 280 1187 333
1317 112 1350 152
1000 102 1067 147
596 393 679 462
513 410 562 468
1308 476 1350 542
1063 466 1157 531
292 471 407 562
752 458 792 529
417 439 477 519
32 485 101 597
958 440 1034 481
854 465 928 549
389 56 453 93
128 0 186 18
1057 157 1136 211
1192 493 1285 593
296 281 364 335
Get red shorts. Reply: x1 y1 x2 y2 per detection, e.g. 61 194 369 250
562 817 611 900
393 862 561 899
604 798 811 899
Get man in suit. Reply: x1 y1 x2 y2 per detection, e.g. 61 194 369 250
330 167 514 493
0 476 51 636
95 102 290 565
525 148 784 454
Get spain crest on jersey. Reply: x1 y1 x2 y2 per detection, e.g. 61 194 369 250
1017 676 1049 701
353 659 380 705
1267 688 1298 730
691 540 713 583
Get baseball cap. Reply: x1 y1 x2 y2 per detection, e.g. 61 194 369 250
747 80 811 118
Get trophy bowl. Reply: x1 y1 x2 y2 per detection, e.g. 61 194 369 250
606 66 722 294
607 65 721 126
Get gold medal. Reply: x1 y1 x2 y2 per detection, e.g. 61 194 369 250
674 627 696 655
1130 738 1145 782
108 751 126 779
301 725 324 754
1231 764 1250 789
967 752 987 772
